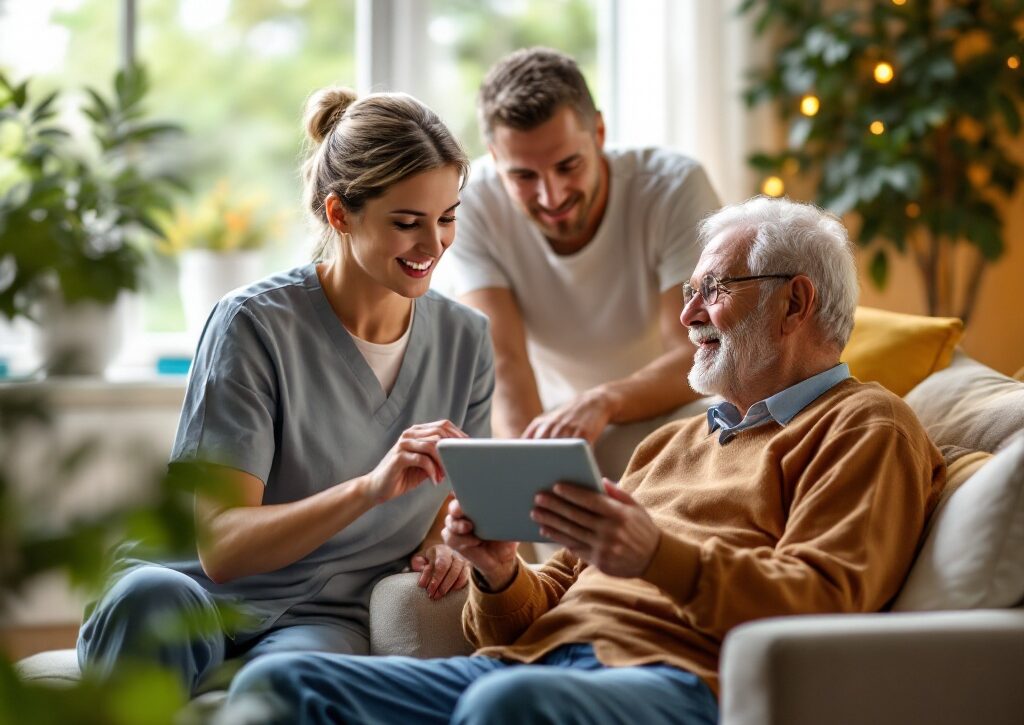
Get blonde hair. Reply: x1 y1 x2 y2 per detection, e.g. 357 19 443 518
302 87 471 261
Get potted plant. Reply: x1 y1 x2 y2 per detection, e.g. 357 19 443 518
158 180 277 342
741 0 1023 325
0 66 186 374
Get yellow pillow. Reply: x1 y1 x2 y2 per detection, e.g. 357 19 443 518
840 306 963 396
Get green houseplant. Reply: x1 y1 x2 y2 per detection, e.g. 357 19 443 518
0 65 186 373
741 0 1023 324
158 180 278 342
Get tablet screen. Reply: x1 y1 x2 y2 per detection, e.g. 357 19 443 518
437 438 603 542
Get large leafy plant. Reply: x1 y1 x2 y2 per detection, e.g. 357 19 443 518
0 390 250 724
742 0 1023 324
0 65 186 321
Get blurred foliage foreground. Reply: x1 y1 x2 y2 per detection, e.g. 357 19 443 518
0 389 247 724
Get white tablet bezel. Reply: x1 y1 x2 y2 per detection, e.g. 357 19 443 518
436 438 604 542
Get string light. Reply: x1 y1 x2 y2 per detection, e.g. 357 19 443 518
870 120 886 135
1009 56 1021 70
800 94 820 116
874 62 895 84
905 202 920 218
761 176 785 197
891 0 907 5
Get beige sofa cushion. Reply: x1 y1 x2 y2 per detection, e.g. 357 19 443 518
893 433 1024 611
904 350 1024 456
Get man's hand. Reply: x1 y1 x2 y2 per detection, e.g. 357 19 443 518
522 389 616 443
530 479 660 578
410 544 470 600
442 498 520 591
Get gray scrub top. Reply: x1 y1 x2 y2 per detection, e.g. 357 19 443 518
145 264 493 636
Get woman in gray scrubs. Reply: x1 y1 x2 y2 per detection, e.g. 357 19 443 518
77 87 494 695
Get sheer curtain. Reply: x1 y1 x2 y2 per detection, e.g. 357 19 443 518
601 0 774 205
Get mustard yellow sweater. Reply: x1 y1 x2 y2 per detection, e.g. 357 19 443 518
463 379 945 695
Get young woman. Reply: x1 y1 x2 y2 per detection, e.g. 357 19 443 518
77 87 493 695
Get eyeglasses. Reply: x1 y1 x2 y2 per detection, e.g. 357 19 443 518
682 273 796 306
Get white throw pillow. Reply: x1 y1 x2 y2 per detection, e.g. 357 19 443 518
893 433 1024 611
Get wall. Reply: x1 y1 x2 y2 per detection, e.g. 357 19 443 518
856 171 1024 377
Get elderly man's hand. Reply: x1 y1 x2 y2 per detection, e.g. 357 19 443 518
530 479 661 578
442 498 520 591
522 389 614 443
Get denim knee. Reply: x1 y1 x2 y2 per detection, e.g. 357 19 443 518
453 668 556 725
227 653 311 725
80 565 206 647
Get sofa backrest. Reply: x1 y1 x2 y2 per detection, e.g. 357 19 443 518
895 351 1024 612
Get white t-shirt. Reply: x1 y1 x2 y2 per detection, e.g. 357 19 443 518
349 303 414 395
439 147 720 409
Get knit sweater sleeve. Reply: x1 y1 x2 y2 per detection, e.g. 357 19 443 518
462 548 585 648
641 416 943 641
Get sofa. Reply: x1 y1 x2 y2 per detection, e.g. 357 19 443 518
16 309 1024 724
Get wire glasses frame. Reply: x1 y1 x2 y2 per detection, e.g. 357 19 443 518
682 273 796 306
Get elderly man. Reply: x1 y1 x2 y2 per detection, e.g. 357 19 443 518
225 197 945 725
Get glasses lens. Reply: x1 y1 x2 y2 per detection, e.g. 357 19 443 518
701 275 717 305
682 283 693 304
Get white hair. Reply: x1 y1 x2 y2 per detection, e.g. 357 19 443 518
698 196 859 349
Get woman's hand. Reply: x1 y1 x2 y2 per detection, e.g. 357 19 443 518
442 498 520 591
410 544 470 599
362 420 467 504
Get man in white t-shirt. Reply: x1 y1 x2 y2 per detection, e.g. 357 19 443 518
443 47 720 475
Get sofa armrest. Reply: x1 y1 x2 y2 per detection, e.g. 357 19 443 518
368 572 473 658
720 608 1024 725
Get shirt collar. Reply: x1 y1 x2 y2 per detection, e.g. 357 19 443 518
706 363 851 436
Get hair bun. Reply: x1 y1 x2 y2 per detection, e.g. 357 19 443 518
304 86 358 144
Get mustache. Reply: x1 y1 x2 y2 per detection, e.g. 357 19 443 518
688 324 722 346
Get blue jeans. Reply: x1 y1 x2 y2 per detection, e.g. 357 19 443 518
77 565 367 695
226 642 719 724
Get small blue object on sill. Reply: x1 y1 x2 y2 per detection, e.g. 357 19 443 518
0 359 8 378
156 356 191 376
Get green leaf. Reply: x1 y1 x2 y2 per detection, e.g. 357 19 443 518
787 118 813 148
869 249 889 289
83 88 112 122
11 80 28 109
29 91 59 123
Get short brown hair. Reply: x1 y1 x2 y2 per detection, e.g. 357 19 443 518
477 47 598 141
302 87 470 261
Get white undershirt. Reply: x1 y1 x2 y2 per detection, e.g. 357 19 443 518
349 303 414 395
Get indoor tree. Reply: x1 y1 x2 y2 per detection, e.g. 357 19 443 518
742 0 1023 324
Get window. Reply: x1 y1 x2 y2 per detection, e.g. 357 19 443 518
1 0 609 376
420 0 599 159
137 0 357 335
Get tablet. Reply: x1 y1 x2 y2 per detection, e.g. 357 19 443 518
436 438 604 542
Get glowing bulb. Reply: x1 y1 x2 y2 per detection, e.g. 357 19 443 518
761 176 785 197
870 120 885 135
874 62 895 84
905 202 920 218
1009 56 1021 70
800 94 820 116
892 0 906 5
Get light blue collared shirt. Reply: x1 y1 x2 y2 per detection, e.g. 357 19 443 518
707 363 851 444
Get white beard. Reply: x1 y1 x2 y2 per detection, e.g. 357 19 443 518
688 309 777 397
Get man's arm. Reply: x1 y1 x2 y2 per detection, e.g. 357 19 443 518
522 286 701 442
460 287 543 438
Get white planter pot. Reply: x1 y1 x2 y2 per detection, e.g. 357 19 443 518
179 250 263 343
32 294 124 376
